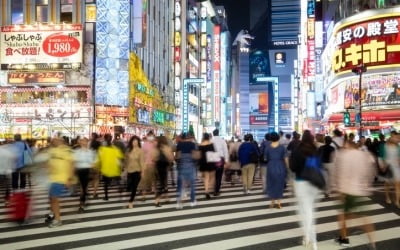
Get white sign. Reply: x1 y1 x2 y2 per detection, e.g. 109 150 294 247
1 24 83 68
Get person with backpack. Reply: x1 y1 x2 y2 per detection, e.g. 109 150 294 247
289 130 320 250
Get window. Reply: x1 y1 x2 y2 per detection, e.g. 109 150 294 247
11 0 24 24
61 0 73 23
36 0 49 23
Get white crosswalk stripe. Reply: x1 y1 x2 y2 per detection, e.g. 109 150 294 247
0 179 399 250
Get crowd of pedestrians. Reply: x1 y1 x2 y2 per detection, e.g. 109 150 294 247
0 127 398 250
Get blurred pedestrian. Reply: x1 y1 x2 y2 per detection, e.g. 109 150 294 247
227 137 242 186
238 133 259 194
211 129 229 196
0 142 15 206
259 133 271 192
139 131 158 201
264 132 288 208
46 137 74 228
11 134 31 190
381 132 400 207
318 136 336 197
290 130 320 250
89 133 101 199
125 136 145 208
175 133 199 209
154 136 174 207
335 141 376 248
73 138 96 213
198 133 217 199
96 134 124 201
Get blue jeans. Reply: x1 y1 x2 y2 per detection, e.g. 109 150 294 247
177 166 196 202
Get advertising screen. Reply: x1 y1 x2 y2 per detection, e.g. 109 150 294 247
250 93 268 125
249 50 269 84
344 73 400 108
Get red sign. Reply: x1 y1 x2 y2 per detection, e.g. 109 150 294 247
213 25 221 122
43 33 80 57
332 15 400 73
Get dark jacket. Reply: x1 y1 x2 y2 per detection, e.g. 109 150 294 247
238 142 259 167
290 142 317 179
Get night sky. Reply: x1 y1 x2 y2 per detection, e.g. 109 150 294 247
213 0 250 38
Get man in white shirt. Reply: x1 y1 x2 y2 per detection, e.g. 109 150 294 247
211 129 229 196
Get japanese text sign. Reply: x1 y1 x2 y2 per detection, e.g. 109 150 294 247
1 24 83 68
332 15 400 74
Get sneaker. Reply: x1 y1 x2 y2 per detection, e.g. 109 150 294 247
44 214 55 224
48 220 62 228
190 201 197 207
176 202 183 209
205 193 211 200
78 207 85 213
246 190 251 194
334 237 350 247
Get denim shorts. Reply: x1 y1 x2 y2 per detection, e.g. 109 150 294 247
49 183 68 198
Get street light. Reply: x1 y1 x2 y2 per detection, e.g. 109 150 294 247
351 64 367 137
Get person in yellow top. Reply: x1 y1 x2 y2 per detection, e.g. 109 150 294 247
97 134 124 201
47 137 74 228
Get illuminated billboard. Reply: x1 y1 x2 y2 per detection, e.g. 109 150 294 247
332 14 400 74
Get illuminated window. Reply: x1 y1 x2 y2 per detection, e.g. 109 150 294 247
36 0 49 23
61 0 73 23
11 0 24 24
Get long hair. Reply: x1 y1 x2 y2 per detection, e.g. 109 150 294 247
127 135 141 152
300 130 317 156
157 136 169 149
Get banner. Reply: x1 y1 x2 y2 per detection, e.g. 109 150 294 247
344 73 400 108
1 24 83 69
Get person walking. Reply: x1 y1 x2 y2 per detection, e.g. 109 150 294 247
290 130 320 250
46 137 74 228
381 132 400 207
96 134 124 201
175 133 199 209
139 131 158 201
335 141 376 248
11 134 31 190
227 137 242 186
89 133 101 199
238 134 259 194
318 136 336 198
125 136 145 209
198 133 217 199
73 138 96 213
264 132 288 208
259 133 271 192
0 142 15 206
154 136 174 207
211 129 229 196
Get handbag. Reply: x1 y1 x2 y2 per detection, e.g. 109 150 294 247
23 144 33 166
206 151 221 163
300 155 326 189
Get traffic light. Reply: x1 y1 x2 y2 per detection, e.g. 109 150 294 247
343 111 350 126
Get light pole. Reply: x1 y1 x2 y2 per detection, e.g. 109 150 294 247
351 64 367 137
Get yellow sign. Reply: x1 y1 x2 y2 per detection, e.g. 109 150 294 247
86 4 97 22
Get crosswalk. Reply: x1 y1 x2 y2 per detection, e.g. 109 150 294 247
0 178 399 250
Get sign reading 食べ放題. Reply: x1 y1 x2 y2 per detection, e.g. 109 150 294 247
0 24 83 70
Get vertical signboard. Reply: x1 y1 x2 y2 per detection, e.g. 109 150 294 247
213 25 221 123
182 79 189 132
